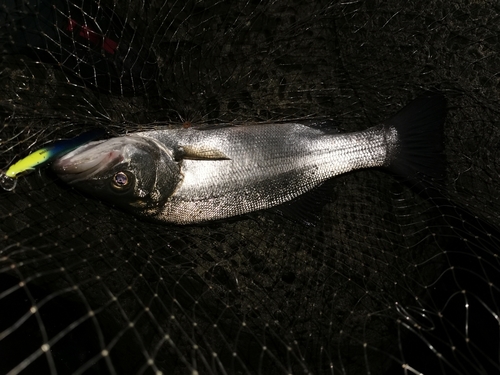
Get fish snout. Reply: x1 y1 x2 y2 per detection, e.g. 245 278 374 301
53 143 123 182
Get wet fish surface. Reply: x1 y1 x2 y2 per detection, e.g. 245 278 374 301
53 92 446 224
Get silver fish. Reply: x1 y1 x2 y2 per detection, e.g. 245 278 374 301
53 93 446 224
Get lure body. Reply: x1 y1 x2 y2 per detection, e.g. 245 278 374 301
1 129 104 190
5 148 52 178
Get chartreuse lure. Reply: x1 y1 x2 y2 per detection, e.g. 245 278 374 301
1 129 104 191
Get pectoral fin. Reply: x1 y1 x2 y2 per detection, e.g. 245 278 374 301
176 145 230 160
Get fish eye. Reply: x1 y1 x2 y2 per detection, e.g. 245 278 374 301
111 171 132 191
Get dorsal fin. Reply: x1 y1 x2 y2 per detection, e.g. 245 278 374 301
296 119 340 133
193 123 236 131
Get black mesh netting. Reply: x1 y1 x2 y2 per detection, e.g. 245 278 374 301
1 0 500 374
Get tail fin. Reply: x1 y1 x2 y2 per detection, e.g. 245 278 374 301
385 92 447 181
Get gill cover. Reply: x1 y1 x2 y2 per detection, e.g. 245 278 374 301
53 136 181 211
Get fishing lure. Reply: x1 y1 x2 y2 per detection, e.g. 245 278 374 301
1 129 105 191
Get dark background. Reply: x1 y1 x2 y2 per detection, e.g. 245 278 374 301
1 0 499 374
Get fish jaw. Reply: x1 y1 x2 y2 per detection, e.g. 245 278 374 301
52 139 125 183
52 134 182 214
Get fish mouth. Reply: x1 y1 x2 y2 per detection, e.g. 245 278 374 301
52 140 124 182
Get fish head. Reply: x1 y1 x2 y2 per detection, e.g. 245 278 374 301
52 136 180 211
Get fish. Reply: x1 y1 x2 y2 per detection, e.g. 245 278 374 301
52 92 446 224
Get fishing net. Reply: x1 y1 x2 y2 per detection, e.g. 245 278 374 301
1 0 499 374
